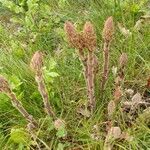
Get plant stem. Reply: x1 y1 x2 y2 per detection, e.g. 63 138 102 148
35 74 56 119
8 92 37 127
101 42 110 93
87 50 95 111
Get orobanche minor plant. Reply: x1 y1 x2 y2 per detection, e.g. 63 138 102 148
30 51 56 118
64 17 114 112
0 51 66 148
1 15 148 149
64 21 98 112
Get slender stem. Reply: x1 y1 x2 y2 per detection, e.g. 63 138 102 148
87 50 95 111
8 92 37 127
35 74 56 119
101 42 110 93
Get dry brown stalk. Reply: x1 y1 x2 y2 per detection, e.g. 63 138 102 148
30 51 56 118
87 50 95 110
107 53 128 117
0 76 37 127
83 21 97 111
101 16 114 92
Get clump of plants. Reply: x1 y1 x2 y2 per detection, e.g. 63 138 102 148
0 15 149 149
64 17 150 149
0 51 66 149
64 21 98 112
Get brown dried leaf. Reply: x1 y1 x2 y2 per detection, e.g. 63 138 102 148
104 126 122 150
108 126 122 139
131 93 142 105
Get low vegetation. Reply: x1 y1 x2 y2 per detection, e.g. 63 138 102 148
0 0 150 149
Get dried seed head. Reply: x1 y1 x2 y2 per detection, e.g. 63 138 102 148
30 51 43 73
64 21 77 46
83 21 96 51
103 16 114 42
0 76 11 94
119 53 128 68
64 21 85 50
76 32 86 50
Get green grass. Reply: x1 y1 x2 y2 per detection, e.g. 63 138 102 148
0 0 150 149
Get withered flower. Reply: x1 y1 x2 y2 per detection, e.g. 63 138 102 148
64 21 85 50
30 51 43 74
64 21 78 47
83 21 97 51
102 16 114 42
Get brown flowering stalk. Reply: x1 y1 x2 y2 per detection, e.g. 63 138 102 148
0 76 37 127
106 53 128 149
65 21 98 112
64 22 87 79
107 53 128 118
83 22 97 111
30 51 56 118
101 16 114 93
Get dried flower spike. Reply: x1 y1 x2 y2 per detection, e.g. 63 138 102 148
30 51 43 74
83 21 97 51
101 17 114 93
0 76 11 93
103 16 114 42
30 51 56 118
64 21 85 50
